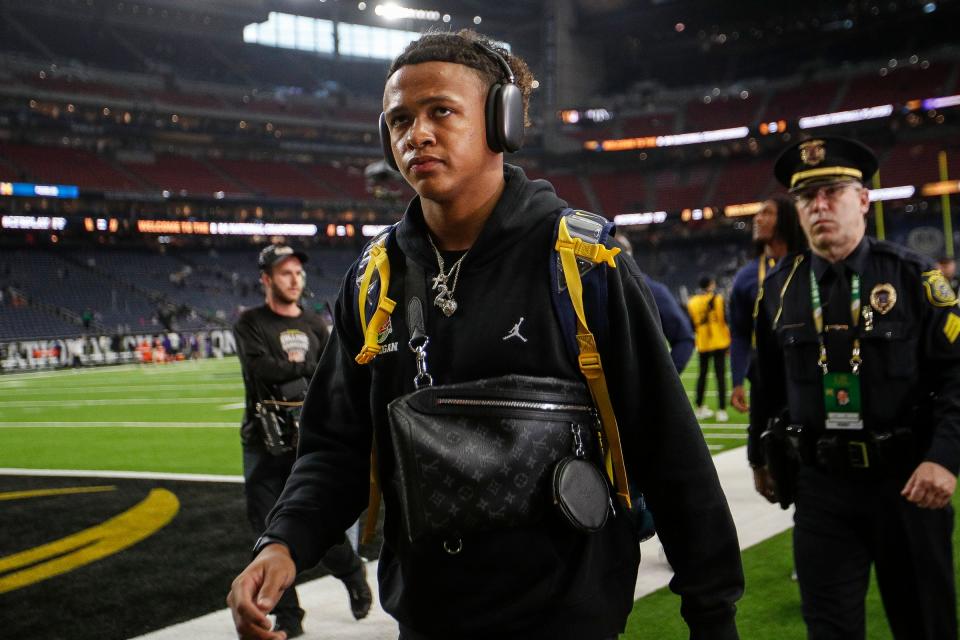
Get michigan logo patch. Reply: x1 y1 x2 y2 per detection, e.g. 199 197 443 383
944 313 960 344
923 270 958 308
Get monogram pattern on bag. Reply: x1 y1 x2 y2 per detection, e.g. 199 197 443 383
389 376 598 542
407 415 580 535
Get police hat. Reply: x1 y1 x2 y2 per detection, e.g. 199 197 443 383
774 136 878 192
258 244 308 271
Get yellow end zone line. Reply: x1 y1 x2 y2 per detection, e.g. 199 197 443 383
0 485 117 501
0 488 179 594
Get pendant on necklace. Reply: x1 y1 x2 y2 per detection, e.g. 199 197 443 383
434 292 458 316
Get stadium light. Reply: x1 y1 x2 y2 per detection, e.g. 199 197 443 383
798 104 894 129
362 224 391 237
613 211 667 226
922 94 960 110
724 202 764 217
585 126 749 152
921 180 960 197
868 186 915 201
374 3 441 21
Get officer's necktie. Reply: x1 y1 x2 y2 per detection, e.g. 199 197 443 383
823 262 853 372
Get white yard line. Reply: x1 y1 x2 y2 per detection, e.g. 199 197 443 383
0 422 236 428
0 359 236 382
0 397 239 407
2 383 243 394
0 468 243 482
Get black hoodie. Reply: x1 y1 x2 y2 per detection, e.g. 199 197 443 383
265 164 743 639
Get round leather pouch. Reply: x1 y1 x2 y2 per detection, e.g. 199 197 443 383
552 457 610 533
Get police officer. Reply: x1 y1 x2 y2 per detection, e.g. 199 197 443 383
751 136 959 639
234 244 372 637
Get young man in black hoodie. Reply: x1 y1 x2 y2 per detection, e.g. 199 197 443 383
227 30 743 640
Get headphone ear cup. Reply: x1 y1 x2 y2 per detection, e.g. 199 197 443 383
497 83 524 153
379 113 399 172
485 83 524 154
485 83 504 153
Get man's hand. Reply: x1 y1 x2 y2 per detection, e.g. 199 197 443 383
731 385 749 413
901 461 957 509
227 544 297 640
752 466 778 504
287 350 305 363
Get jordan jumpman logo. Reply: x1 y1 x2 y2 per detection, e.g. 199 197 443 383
503 317 528 342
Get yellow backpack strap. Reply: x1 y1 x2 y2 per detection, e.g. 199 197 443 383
555 217 631 509
352 230 397 542
355 238 397 365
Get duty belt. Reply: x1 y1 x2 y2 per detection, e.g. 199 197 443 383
787 427 916 471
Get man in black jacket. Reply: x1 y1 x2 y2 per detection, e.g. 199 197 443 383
234 244 372 637
228 31 743 640
751 136 959 638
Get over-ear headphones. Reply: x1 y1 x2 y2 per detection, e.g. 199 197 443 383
379 40 524 172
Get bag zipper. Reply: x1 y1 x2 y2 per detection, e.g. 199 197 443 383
435 397 593 412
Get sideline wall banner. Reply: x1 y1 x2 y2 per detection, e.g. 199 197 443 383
0 329 237 372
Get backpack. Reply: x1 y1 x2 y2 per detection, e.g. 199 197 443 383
353 208 638 543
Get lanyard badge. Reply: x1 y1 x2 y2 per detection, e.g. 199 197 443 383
809 268 864 430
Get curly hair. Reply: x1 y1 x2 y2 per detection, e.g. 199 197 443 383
387 29 535 127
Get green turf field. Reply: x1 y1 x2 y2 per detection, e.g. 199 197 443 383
0 357 956 638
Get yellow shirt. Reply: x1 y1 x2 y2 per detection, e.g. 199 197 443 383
687 292 731 352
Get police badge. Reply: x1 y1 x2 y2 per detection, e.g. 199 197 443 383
800 139 826 167
869 283 897 315
923 270 959 308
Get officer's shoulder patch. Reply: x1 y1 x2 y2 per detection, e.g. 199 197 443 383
923 269 958 308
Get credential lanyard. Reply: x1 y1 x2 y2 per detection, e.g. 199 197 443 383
809 267 861 375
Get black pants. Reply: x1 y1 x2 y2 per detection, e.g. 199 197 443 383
793 465 956 639
243 444 363 620
695 349 726 409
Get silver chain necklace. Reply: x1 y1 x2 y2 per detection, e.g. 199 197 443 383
427 235 469 317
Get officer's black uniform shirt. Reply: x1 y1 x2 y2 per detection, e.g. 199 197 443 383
811 238 871 375
751 236 960 474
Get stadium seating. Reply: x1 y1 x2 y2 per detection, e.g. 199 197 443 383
622 112 677 136
540 173 591 210
761 79 841 121
652 165 714 213
301 163 371 201
0 250 157 333
23 12 142 73
710 159 776 207
120 154 243 196
588 171 646 216
0 143 144 192
839 62 954 110
208 158 335 199
685 95 761 131
0 304 89 341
